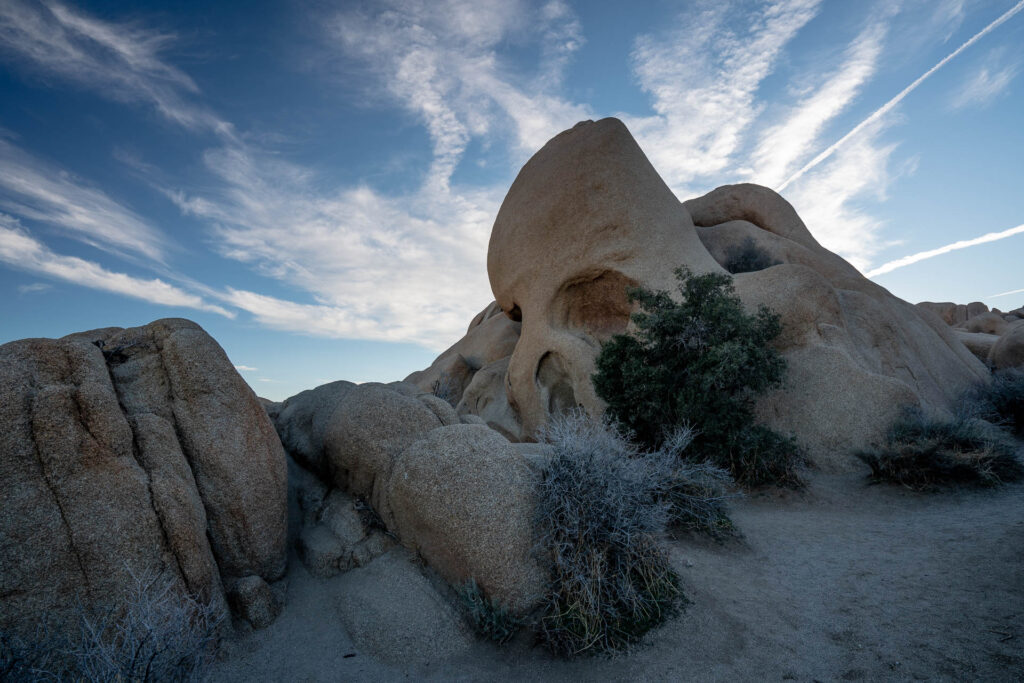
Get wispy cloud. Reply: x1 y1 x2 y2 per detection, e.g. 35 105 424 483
17 281 51 294
625 0 822 193
866 222 1024 277
780 0 1024 191
331 0 589 188
0 138 167 261
233 364 258 372
168 143 501 349
932 0 968 40
0 0 231 135
951 49 1020 108
784 119 899 270
155 0 593 350
750 21 886 188
0 214 232 317
620 0 904 268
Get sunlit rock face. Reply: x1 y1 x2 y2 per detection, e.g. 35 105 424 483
476 117 987 467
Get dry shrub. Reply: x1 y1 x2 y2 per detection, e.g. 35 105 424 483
856 407 1023 491
430 372 461 405
533 413 736 656
1 566 223 682
960 368 1024 437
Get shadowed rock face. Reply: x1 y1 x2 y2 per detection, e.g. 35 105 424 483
918 300 1024 370
0 318 288 635
403 301 523 438
465 117 989 466
990 322 1024 370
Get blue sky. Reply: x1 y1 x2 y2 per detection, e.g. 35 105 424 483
1 0 1022 401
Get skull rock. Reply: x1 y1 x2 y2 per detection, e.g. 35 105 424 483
487 118 723 438
483 117 989 467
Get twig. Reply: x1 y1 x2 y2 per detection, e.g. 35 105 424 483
987 628 1015 642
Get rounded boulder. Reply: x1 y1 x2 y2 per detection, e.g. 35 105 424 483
386 424 544 615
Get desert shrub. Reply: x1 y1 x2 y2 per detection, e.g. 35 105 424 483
457 579 524 645
0 567 223 682
722 236 780 274
593 266 804 488
535 414 679 656
431 371 461 405
534 412 737 656
855 407 1023 491
960 368 1024 437
1 624 62 681
647 425 739 537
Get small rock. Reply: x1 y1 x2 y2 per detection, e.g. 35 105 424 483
228 575 283 630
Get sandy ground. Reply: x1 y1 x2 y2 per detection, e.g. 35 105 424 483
212 472 1024 682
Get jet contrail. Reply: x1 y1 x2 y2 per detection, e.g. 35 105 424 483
779 0 1024 191
865 223 1024 278
988 287 1024 298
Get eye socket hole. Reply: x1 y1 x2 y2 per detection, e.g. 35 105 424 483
536 352 577 417
557 270 636 340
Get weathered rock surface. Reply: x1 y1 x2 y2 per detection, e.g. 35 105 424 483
332 549 473 666
273 380 357 476
294 489 394 579
917 299 1024 369
916 301 981 326
487 118 722 442
957 312 1007 336
404 301 520 406
469 117 989 466
322 383 452 525
953 330 1001 364
0 319 288 635
454 357 521 440
989 321 1024 370
274 380 544 612
386 425 544 614
227 575 284 630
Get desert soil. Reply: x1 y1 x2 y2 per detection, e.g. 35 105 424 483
213 471 1024 682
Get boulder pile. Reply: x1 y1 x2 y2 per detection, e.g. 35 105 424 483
272 381 544 614
917 300 1024 370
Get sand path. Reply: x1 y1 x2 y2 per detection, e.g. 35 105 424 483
214 472 1024 682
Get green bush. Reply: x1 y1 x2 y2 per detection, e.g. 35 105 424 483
855 408 1023 491
457 579 523 645
960 368 1024 437
593 267 804 487
534 413 685 656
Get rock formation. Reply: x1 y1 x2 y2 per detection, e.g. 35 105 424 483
916 301 989 326
417 117 989 467
0 318 288 637
917 300 1024 369
990 322 1024 370
386 424 543 613
404 301 522 438
271 381 540 613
